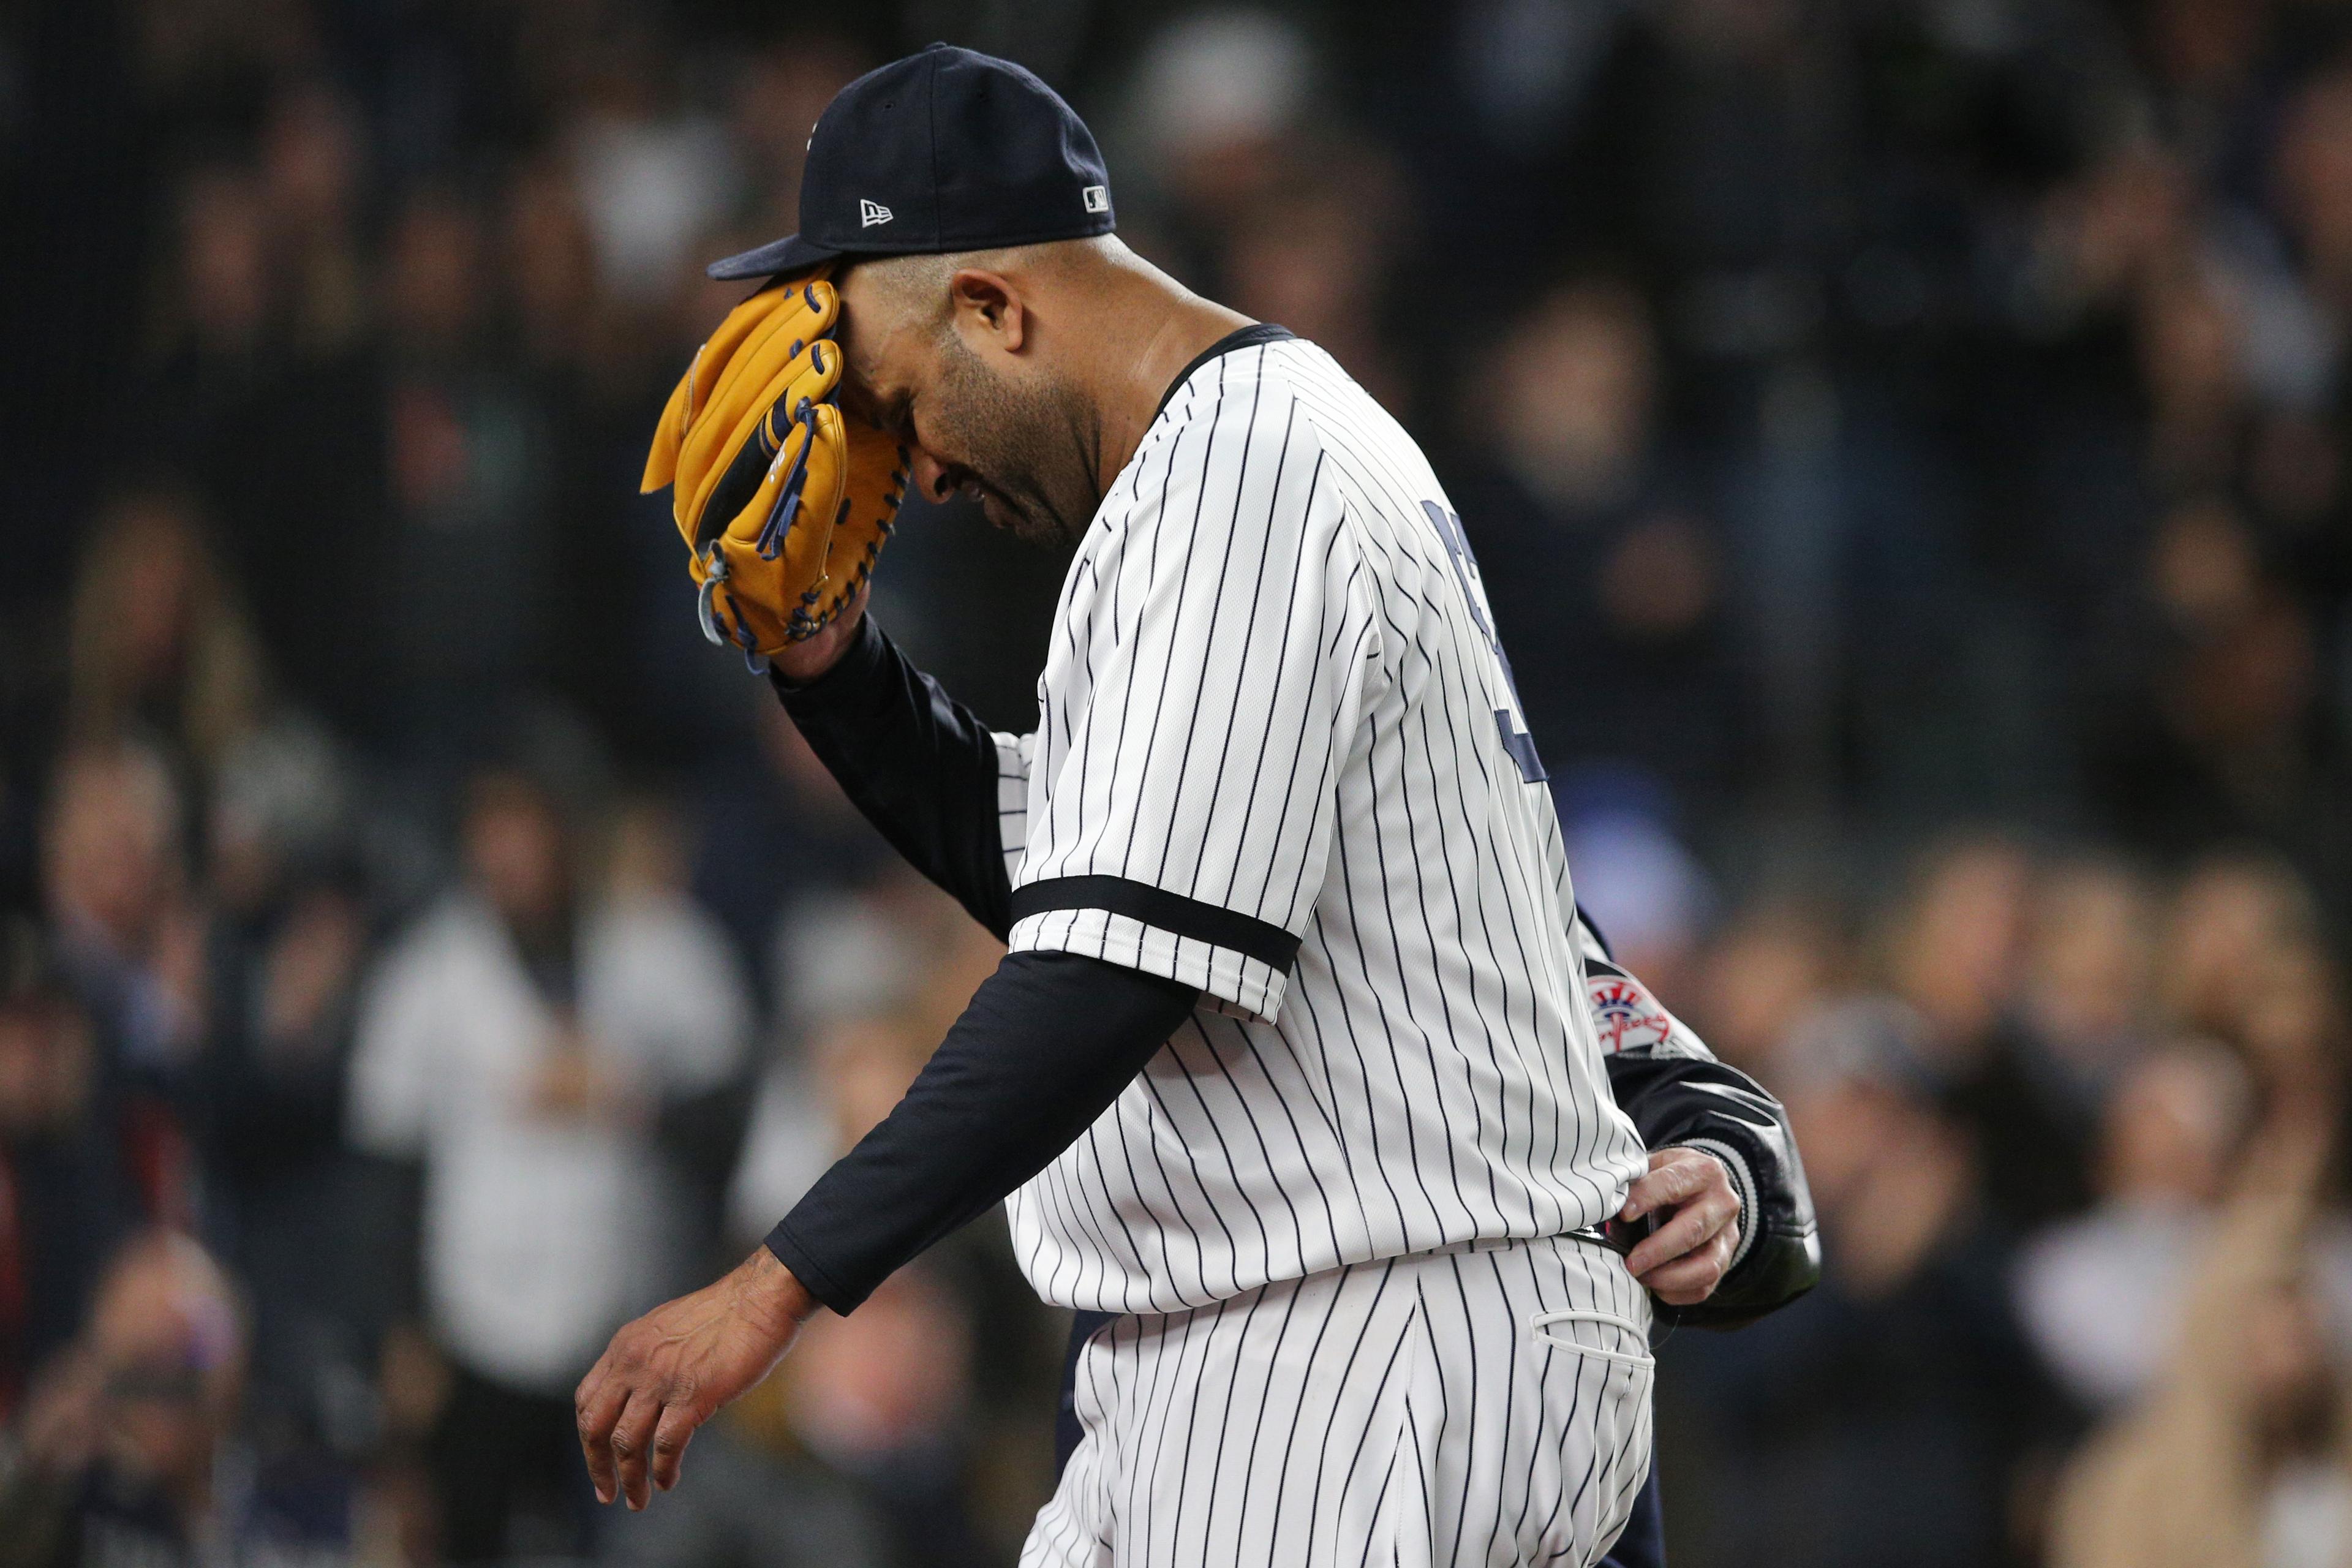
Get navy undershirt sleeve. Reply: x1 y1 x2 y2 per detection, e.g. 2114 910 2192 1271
765 949 1200 1315
771 614 1015 938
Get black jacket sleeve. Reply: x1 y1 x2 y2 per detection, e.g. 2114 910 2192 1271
771 614 1016 938
1578 908 1821 1331
766 950 1199 1314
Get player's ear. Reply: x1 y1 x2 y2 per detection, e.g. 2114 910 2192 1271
948 268 1026 353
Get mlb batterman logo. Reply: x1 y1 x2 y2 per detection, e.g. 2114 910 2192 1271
1586 973 1673 1055
1082 184 1109 213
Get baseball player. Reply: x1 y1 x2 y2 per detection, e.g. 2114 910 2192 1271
576 45 1818 1568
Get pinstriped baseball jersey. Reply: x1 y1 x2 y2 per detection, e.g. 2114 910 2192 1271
990 330 1649 1316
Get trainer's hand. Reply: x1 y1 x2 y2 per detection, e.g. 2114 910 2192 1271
1619 1147 1742 1307
769 583 869 686
575 1248 818 1509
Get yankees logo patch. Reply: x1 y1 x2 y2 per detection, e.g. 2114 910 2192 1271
1586 973 1673 1054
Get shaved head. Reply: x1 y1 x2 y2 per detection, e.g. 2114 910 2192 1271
845 238 1110 336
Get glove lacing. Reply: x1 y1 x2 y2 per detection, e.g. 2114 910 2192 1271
695 336 839 676
753 392 821 561
696 552 770 676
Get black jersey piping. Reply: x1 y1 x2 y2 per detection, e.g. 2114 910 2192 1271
1010 874 1302 970
1153 323 1296 421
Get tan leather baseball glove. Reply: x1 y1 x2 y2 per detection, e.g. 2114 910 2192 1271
642 269 908 668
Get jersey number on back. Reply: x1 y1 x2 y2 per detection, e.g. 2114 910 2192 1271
1423 501 1548 785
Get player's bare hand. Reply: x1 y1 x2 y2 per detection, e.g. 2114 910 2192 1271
575 1248 817 1510
771 584 870 686
1619 1147 1742 1307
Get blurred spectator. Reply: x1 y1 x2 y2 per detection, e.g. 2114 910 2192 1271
1664 996 2061 1568
2237 937 2347 1109
1687 894 1842 1072
1950 855 2162 1234
595 1413 889 1568
502 159 603 379
726 868 1048 1563
346 769 749 1560
1221 158 1408 415
2016 1042 2253 1414
42 741 201 1085
726 1011 908 1301
2275 59 2352 324
565 50 741 307
690 704 895 995
64 487 266 791
780 1267 986 1568
2137 258 2253 493
729 867 1008 1273
2048 1106 2348 1568
1116 9 1317 275
1877 836 2128 1233
1450 276 1745 803
2084 505 2323 850
257 80 369 358
725 37 869 249
0 1229 358 1568
2162 852 2322 1029
374 190 560 771
0 922 136 1421
1882 835 2034 1066
164 166 279 425
2015 858 2158 1090
39 741 203 1233
192 722 374 1451
1558 769 1716 1006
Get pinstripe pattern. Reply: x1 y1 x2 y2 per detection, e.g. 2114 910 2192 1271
1022 1235 1654 1568
990 336 1649 1318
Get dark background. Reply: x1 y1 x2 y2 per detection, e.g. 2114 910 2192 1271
4 2 2352 1566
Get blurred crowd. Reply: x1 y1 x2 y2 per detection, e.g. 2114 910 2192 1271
6 1 2352 1565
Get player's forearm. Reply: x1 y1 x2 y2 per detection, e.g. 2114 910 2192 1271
771 614 1016 936
764 951 1199 1314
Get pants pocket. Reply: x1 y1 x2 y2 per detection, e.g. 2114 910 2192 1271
1528 1307 1656 1566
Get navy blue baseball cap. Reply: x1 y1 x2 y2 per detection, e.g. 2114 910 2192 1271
707 43 1116 281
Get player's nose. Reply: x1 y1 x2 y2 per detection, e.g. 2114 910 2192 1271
908 448 960 505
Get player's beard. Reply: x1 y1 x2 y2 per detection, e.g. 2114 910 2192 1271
930 331 1097 546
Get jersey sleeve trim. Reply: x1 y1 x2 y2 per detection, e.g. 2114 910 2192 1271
1007 874 1301 970
1007 907 1286 1023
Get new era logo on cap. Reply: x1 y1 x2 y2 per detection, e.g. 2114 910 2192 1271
859 198 894 228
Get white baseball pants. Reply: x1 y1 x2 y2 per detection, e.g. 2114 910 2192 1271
1022 1234 1655 1568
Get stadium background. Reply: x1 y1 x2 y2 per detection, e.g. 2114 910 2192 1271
4 1 2352 1565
